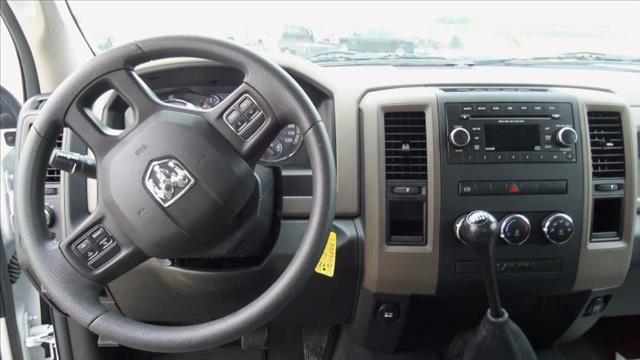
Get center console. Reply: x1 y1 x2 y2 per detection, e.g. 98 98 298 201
436 92 584 296
357 86 635 351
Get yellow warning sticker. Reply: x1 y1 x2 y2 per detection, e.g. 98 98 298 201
315 231 337 277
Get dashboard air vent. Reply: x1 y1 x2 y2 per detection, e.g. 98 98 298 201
384 112 427 180
45 131 64 183
440 87 548 93
588 111 625 179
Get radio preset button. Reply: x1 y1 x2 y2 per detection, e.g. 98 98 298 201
507 153 520 162
479 153 493 162
522 153 534 162
464 153 477 162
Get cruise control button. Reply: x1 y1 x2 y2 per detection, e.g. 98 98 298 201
74 239 92 255
239 114 266 141
89 244 121 269
232 118 247 132
86 248 100 262
244 104 260 119
96 236 115 251
90 227 106 240
238 97 255 112
225 109 241 123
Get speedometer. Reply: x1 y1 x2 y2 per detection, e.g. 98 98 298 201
261 124 302 163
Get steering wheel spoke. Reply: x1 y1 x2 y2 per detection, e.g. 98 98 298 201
60 205 147 284
64 103 119 156
104 69 163 121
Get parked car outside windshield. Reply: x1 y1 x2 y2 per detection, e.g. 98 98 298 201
69 1 639 67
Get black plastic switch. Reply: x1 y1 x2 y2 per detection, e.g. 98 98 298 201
375 303 400 324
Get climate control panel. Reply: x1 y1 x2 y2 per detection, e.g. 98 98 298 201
454 212 574 246
437 92 583 296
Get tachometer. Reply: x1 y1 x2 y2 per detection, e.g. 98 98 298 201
261 124 302 162
200 94 221 109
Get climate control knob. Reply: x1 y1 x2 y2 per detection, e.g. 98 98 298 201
449 127 471 148
499 214 531 245
542 213 574 244
555 127 578 147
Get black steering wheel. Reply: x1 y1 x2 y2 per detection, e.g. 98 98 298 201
15 36 336 353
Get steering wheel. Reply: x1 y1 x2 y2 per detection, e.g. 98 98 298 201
15 36 336 353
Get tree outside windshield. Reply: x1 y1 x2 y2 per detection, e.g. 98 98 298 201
69 1 640 64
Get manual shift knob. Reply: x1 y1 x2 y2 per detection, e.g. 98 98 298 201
456 210 499 248
454 210 504 319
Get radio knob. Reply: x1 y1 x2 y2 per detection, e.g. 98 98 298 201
542 213 574 244
555 127 578 147
449 128 471 148
499 214 531 245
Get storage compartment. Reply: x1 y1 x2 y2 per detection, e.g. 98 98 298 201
387 200 425 245
590 197 623 242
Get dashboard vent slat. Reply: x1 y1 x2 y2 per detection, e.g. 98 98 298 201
384 112 427 180
587 111 625 179
45 131 64 183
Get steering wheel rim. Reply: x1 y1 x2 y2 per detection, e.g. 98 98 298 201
15 36 336 353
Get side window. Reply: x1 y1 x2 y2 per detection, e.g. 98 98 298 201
1 17 24 103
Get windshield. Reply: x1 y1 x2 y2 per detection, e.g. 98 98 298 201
69 1 640 66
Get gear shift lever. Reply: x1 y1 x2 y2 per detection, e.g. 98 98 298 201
449 210 537 360
456 210 503 318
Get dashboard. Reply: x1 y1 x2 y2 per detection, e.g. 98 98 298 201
12 57 640 349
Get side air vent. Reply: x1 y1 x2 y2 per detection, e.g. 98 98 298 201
45 131 64 183
588 111 625 179
384 112 427 180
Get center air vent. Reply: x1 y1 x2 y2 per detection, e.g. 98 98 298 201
588 111 625 179
384 112 427 180
45 131 64 183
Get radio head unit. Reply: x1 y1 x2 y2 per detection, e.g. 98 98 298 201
446 102 577 163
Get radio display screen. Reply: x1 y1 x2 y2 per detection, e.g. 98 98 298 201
484 124 540 151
